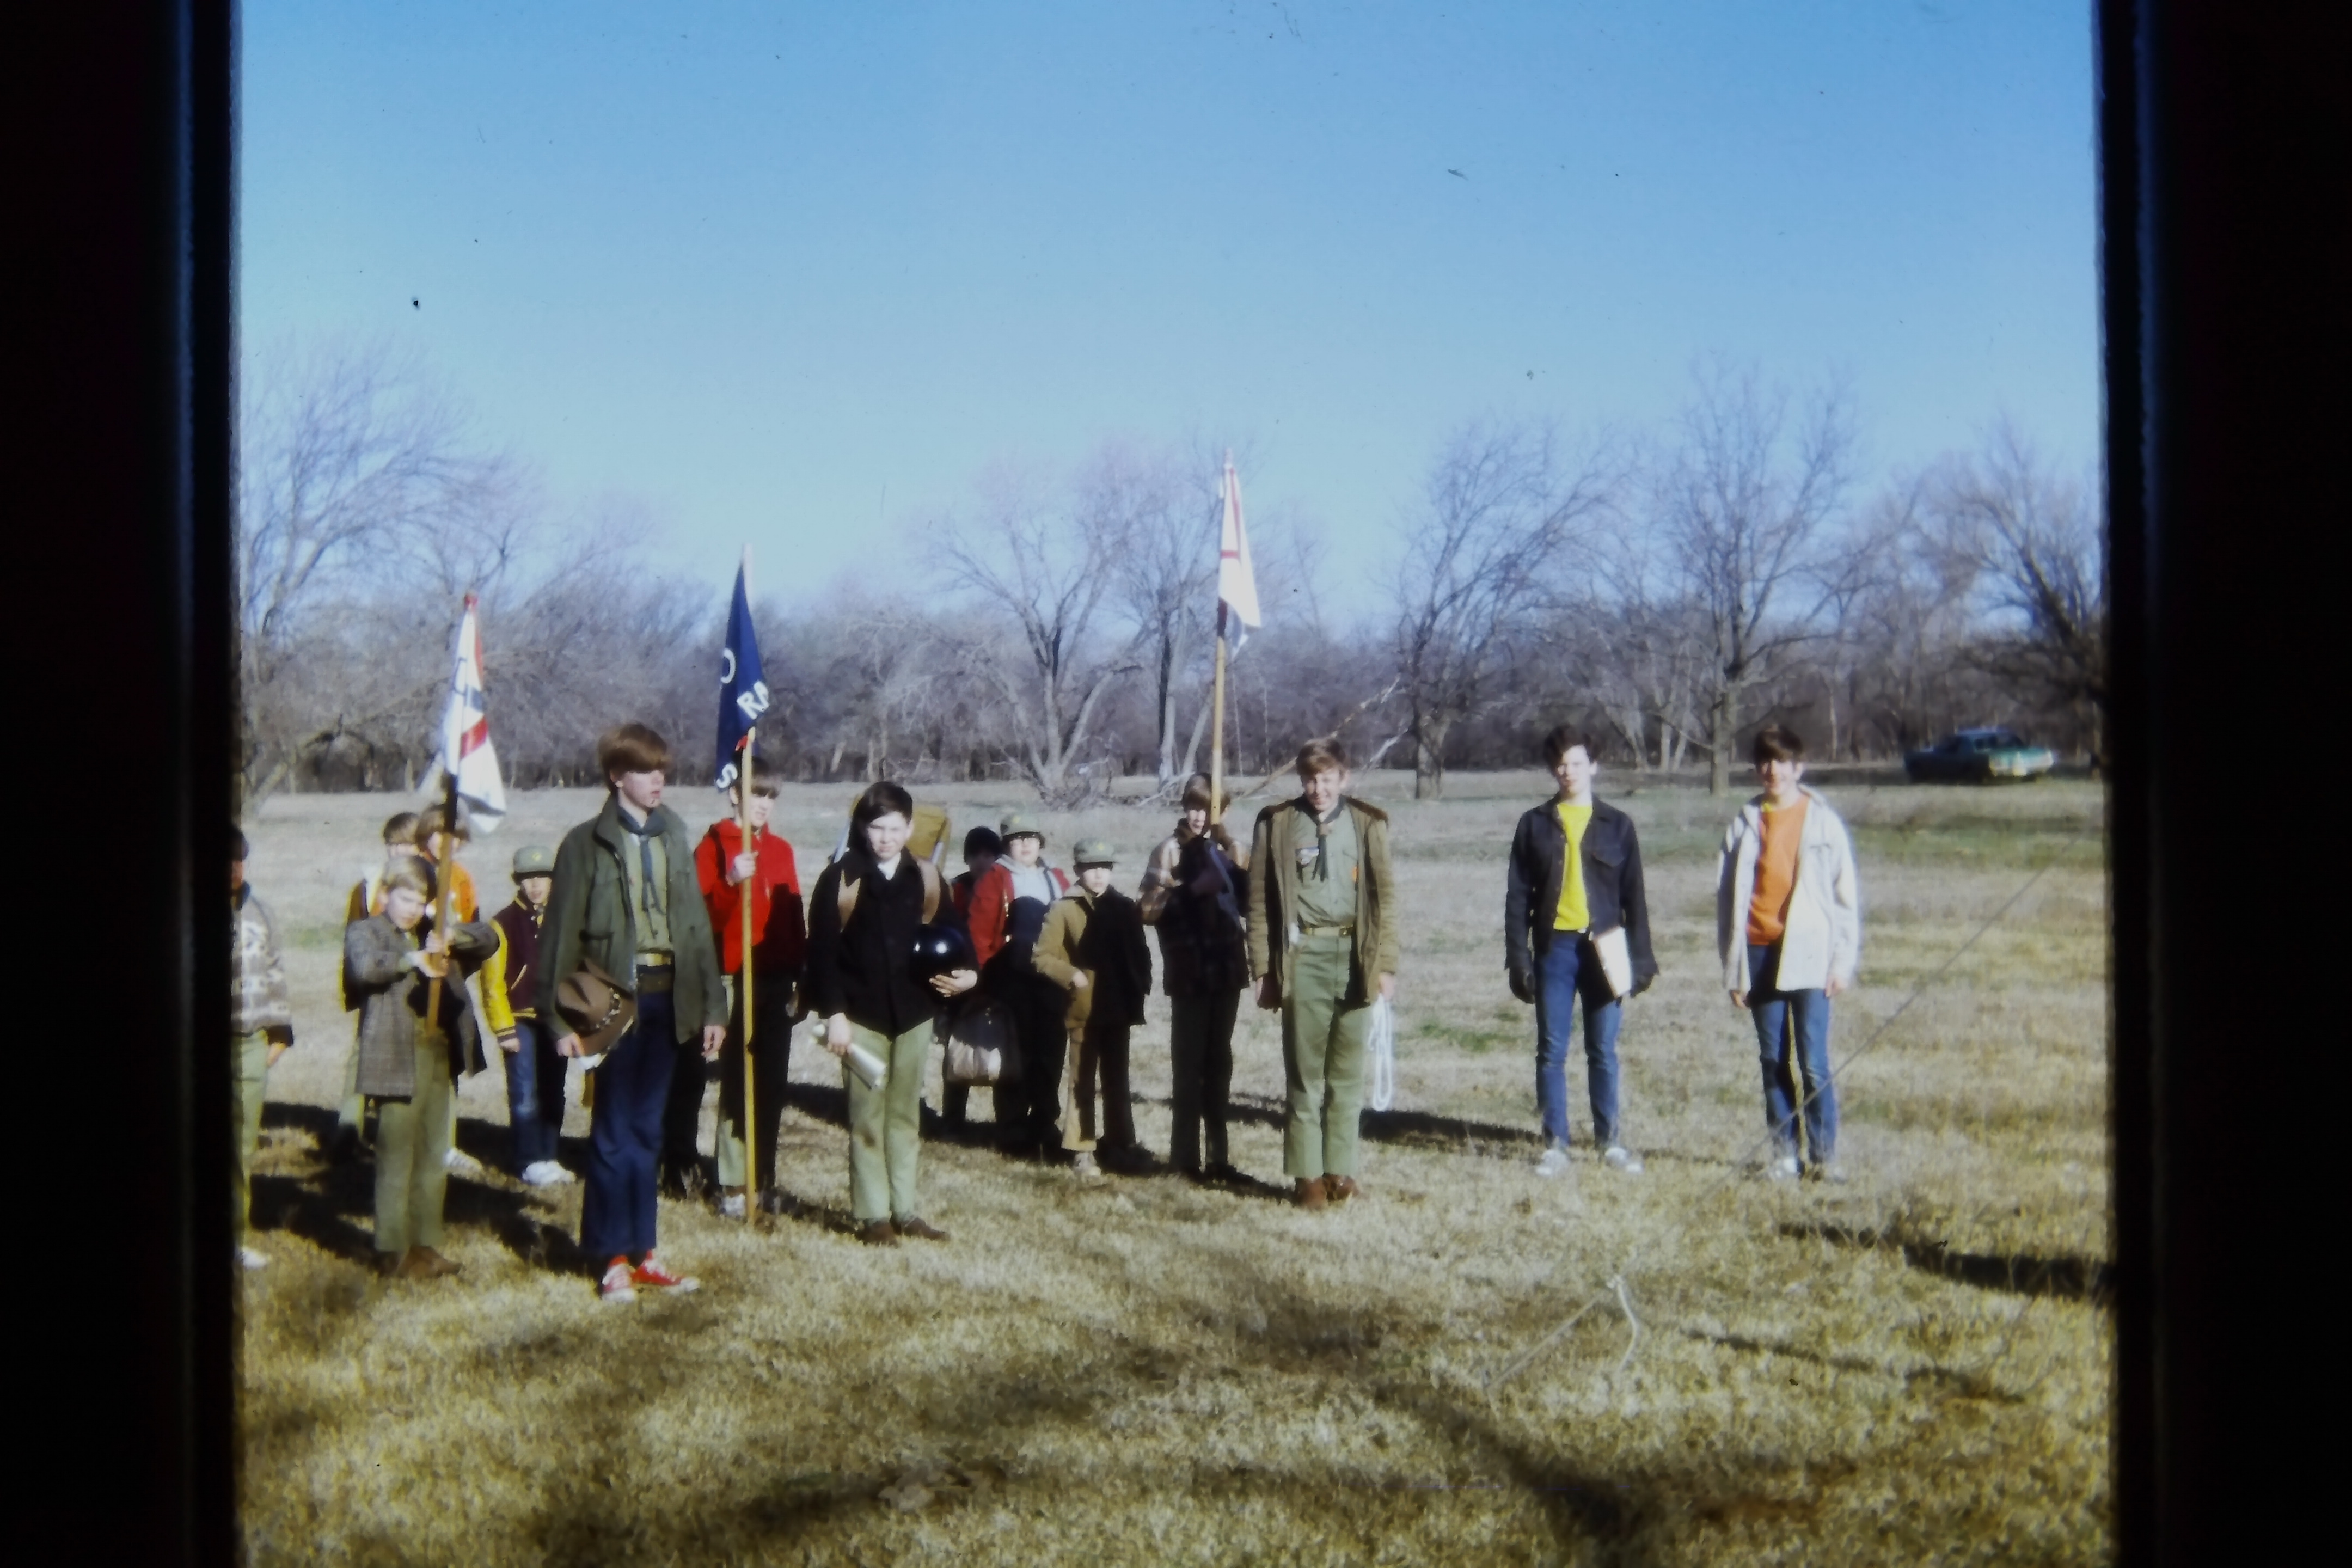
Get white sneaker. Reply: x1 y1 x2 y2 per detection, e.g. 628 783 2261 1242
520 1161 573 1187
1765 1154 1800 1182
1810 1162 1849 1185
1072 1153 1102 1181
237 1246 269 1271
719 1192 748 1220
1602 1146 1644 1175
1534 1147 1570 1179
445 1148 486 1176
598 1261 638 1304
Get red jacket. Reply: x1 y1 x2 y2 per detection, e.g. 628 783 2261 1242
695 820 807 976
966 859 1071 969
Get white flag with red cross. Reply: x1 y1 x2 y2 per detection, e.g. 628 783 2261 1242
1217 450 1262 632
433 593 506 832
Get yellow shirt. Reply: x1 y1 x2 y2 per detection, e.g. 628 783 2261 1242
1553 801 1592 931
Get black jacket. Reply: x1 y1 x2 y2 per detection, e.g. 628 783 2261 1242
806 848 967 1036
1157 835 1249 997
1503 797 1658 994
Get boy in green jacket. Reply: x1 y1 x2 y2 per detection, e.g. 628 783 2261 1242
1246 737 1401 1210
541 724 728 1303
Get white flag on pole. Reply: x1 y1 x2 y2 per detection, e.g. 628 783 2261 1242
1217 450 1263 630
433 593 507 832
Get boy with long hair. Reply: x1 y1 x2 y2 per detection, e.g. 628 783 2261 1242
805 782 976 1244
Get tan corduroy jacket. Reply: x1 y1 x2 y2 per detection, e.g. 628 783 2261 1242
1032 887 1152 1030
1245 795 1399 1004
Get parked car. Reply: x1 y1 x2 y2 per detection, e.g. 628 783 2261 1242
1904 728 2058 783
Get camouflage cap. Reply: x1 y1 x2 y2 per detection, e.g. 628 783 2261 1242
1072 837 1116 867
511 844 556 879
998 810 1044 841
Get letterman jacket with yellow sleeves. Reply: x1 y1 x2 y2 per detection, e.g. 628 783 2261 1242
1244 795 1400 1005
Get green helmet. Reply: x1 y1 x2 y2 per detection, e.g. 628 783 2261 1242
998 810 1043 841
1071 837 1116 867
511 844 556 879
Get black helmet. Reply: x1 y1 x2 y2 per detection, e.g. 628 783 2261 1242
910 922 975 978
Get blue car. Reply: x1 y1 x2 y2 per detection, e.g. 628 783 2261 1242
1903 727 2058 783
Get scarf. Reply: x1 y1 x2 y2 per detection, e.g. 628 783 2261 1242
617 808 664 916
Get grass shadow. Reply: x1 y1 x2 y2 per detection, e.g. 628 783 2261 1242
1782 1221 2114 1304
255 1101 593 1275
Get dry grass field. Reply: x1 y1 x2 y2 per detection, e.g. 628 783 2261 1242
236 768 2110 1566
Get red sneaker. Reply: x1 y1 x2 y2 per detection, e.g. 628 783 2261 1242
631 1253 700 1293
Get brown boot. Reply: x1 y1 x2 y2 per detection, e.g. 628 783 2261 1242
859 1220 900 1247
1295 1176 1328 1212
895 1216 951 1242
1325 1175 1358 1205
396 1246 460 1281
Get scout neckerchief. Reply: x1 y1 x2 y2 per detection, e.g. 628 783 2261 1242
617 807 664 918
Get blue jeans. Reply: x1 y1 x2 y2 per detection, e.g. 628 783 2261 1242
1534 934 1623 1149
500 1018 565 1171
581 989 675 1262
1746 943 1837 1165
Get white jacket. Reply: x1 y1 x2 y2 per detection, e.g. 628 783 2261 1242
1717 786 1860 993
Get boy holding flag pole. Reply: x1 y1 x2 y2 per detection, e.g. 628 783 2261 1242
426 595 507 1175
697 553 804 1219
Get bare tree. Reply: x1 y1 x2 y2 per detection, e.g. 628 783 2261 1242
1926 423 2108 762
942 461 1141 802
236 338 523 800
1391 420 1620 798
1095 440 1221 785
1651 364 1855 794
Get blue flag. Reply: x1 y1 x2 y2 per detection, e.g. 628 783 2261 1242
715 559 769 792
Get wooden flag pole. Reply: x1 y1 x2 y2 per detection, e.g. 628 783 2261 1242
739 722 757 1211
424 769 458 1029
736 544 757 1211
1208 602 1230 825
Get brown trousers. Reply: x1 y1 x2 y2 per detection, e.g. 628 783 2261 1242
1058 1021 1135 1153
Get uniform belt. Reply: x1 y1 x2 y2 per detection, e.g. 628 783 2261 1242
635 961 675 994
1298 922 1356 938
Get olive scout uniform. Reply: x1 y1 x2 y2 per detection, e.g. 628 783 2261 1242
1033 840 1153 1160
1247 794 1400 1186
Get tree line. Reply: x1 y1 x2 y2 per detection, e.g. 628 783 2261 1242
237 338 2105 806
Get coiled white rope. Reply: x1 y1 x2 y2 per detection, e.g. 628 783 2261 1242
1367 996 1397 1112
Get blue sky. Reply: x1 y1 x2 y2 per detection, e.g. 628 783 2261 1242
244 1 2099 613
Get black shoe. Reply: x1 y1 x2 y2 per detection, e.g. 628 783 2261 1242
757 1189 802 1217
327 1124 365 1163
1202 1161 1245 1185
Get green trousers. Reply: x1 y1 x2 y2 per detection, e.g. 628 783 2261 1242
234 1031 272 1241
1281 935 1371 1180
375 1037 454 1255
337 1038 363 1132
846 1020 931 1223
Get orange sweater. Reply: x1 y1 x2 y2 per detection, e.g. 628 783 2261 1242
1744 798 1809 945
